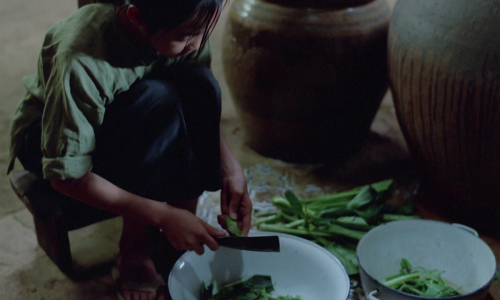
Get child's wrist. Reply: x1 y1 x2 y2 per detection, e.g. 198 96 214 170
146 201 171 228
221 159 242 175
120 198 169 228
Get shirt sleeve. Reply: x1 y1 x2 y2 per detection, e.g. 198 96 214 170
41 55 145 180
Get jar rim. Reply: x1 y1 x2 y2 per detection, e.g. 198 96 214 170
263 0 376 9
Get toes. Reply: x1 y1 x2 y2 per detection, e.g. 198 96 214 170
122 290 131 300
157 285 169 300
122 289 155 300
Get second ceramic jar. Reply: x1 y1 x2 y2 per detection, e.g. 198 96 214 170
388 0 500 236
222 0 392 163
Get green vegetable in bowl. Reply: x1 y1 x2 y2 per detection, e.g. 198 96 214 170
382 258 462 298
200 275 305 300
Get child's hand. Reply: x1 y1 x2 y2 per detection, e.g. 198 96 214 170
218 132 253 236
218 169 253 236
159 206 226 255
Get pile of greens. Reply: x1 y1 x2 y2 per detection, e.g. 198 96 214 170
382 258 462 298
200 275 305 300
255 179 418 275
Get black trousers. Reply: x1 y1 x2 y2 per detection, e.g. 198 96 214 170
18 64 222 203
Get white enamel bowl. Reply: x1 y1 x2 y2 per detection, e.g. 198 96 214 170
168 231 351 300
357 220 497 300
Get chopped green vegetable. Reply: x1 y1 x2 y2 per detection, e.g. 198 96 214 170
496 271 500 280
255 179 420 275
400 258 413 273
382 258 462 298
200 275 305 300
200 279 215 300
225 215 244 237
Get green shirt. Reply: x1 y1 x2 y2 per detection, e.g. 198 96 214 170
7 3 211 180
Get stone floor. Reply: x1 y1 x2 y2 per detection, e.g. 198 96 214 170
0 1 499 300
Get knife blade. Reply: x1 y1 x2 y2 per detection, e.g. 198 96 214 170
215 236 280 252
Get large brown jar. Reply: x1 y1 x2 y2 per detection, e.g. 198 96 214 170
222 0 391 163
388 0 500 236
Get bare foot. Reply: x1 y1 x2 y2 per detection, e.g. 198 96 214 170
115 252 165 300
115 199 198 300
116 217 166 300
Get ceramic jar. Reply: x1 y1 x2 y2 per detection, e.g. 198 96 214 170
388 0 500 235
222 0 391 163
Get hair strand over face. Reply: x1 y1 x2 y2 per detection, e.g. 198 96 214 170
130 0 228 40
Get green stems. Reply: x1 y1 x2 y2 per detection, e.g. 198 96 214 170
258 224 330 237
382 272 423 287
300 179 393 204
254 178 417 277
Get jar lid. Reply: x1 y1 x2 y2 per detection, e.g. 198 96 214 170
263 0 375 9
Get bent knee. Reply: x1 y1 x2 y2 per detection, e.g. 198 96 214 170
191 66 221 102
131 79 182 113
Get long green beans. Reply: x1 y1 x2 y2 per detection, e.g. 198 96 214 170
255 179 418 275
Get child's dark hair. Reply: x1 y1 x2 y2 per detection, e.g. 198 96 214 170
130 0 228 45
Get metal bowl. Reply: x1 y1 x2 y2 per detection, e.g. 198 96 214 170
168 230 351 300
356 219 497 300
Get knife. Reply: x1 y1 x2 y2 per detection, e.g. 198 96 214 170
215 236 280 252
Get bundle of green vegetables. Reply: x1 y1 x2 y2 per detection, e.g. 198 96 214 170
383 258 462 298
255 179 419 275
200 275 305 300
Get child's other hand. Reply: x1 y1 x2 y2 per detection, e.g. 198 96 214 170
160 206 226 255
218 168 253 236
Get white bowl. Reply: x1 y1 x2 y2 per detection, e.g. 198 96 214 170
168 230 351 300
356 220 497 300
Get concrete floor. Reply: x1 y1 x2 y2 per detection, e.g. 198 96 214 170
0 1 498 300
